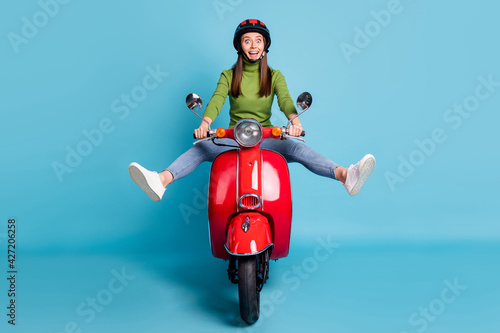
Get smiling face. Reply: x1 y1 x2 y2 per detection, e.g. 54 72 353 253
240 32 265 61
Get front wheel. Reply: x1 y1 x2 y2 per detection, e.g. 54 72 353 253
238 255 260 324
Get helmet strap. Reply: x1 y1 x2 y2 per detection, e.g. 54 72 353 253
239 50 266 63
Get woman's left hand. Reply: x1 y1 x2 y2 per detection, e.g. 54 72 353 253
288 124 304 137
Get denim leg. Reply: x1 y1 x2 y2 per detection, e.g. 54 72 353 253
164 138 237 182
260 139 339 180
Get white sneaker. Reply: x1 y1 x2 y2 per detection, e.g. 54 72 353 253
344 154 376 196
128 162 165 201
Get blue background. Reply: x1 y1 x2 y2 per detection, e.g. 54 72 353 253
1 0 499 332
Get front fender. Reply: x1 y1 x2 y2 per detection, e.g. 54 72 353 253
225 212 273 256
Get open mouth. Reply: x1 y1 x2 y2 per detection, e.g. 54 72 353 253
248 51 260 58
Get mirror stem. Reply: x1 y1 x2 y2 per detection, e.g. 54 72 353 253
189 109 212 130
286 109 307 128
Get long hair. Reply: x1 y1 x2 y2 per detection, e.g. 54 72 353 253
230 47 272 98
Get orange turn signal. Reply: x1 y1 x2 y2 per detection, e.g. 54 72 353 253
272 126 282 137
216 128 226 138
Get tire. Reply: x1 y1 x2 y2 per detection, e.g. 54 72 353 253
238 255 260 325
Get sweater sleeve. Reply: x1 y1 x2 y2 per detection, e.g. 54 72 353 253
203 70 231 122
273 70 297 118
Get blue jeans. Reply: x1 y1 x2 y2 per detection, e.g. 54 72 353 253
165 138 339 182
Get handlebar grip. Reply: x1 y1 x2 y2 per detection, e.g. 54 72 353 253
193 131 211 139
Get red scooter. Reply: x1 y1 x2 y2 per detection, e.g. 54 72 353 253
186 92 311 325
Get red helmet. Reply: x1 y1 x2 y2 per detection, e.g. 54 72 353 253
233 19 271 53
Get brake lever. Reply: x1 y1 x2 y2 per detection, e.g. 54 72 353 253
193 137 214 145
281 127 306 142
281 133 306 142
193 129 217 145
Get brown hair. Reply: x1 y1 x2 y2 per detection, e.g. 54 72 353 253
230 44 272 98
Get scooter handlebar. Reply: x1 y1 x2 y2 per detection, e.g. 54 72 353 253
283 128 305 137
192 127 305 141
192 131 213 139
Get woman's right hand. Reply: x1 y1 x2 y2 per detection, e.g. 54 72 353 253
194 117 212 139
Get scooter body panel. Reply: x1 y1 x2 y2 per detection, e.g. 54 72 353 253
225 212 273 255
208 144 292 260
261 149 292 259
208 150 238 260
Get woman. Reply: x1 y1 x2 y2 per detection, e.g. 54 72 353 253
129 19 375 201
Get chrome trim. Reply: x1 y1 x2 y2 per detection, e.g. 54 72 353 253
234 119 263 147
260 151 264 211
236 151 239 213
224 243 274 256
239 193 261 209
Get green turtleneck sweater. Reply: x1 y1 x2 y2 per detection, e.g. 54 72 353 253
203 60 297 128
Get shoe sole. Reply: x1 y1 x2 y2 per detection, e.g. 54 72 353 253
349 154 375 196
129 163 161 202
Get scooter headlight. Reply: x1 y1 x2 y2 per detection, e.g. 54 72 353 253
234 119 263 147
